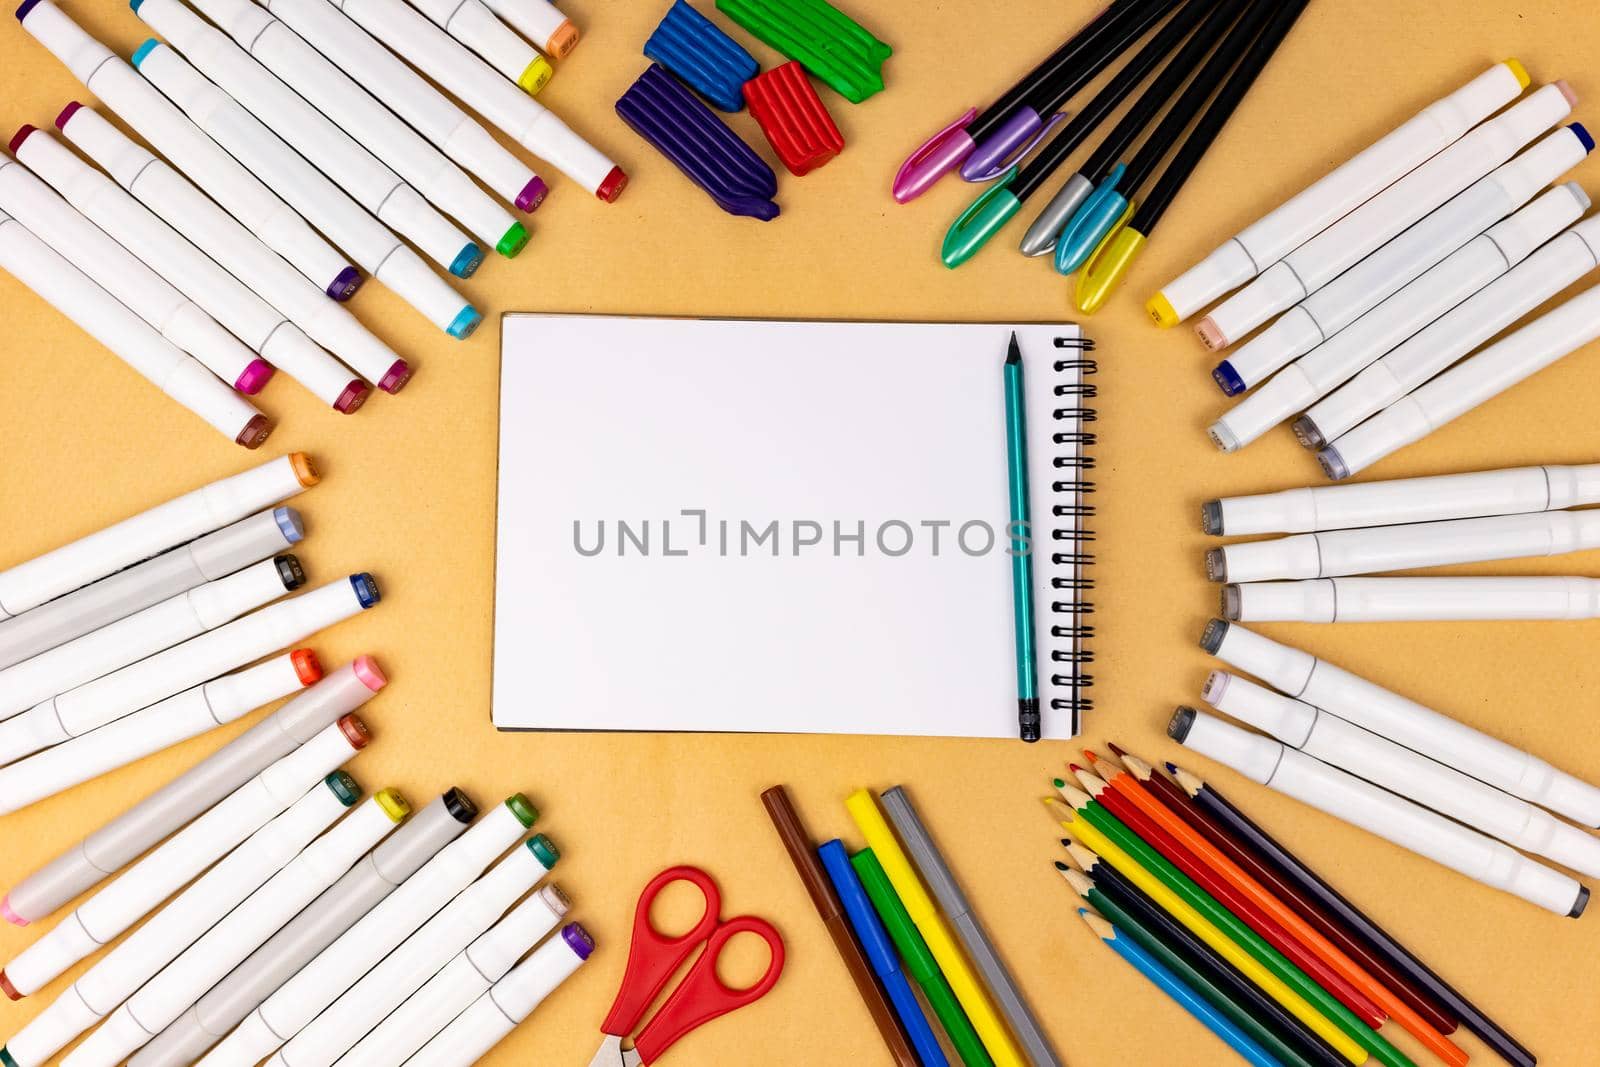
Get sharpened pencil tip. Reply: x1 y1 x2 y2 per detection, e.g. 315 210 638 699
1166 761 1178 774
1053 778 1066 788
1068 763 1082 772
1107 741 1127 757
1054 860 1069 870
1006 331 1021 364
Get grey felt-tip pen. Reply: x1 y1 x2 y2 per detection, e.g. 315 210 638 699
880 785 1062 1067
0 656 385 926
129 789 477 1067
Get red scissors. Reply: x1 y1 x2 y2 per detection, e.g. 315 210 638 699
586 865 786 1066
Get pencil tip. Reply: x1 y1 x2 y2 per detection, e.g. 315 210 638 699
1054 860 1069 870
1006 332 1021 364
1107 741 1127 757
1166 761 1178 773
1053 778 1066 788
1080 748 1098 763
1068 763 1082 772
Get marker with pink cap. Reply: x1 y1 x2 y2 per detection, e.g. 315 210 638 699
14 126 368 411
0 656 387 927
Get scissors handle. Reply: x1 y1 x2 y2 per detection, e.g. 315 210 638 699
633 915 786 1065
601 866 723 1037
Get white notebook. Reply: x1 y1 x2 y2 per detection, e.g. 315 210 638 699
493 315 1096 739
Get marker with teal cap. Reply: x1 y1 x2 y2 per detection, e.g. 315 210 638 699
1003 332 1040 742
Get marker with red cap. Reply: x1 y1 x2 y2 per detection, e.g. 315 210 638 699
0 717 368 1001
0 657 387 927
0 207 268 448
0 649 321 816
15 0 360 300
326 0 625 201
14 126 368 411
57 104 410 393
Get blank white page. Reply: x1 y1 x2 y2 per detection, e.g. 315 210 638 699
493 315 1085 739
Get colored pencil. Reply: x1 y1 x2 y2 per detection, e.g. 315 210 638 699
1171 763 1537 1067
1110 744 1457 1035
1085 750 1467 1067
1078 908 1285 1067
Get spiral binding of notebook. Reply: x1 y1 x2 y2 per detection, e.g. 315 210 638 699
1051 334 1097 735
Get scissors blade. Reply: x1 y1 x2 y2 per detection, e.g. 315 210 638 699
586 1034 629 1067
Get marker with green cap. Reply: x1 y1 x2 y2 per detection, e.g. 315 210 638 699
851 848 992 1067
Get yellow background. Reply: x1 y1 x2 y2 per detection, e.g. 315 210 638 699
4 0 1600 1064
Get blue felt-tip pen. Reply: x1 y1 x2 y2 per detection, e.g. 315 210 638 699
1003 334 1040 742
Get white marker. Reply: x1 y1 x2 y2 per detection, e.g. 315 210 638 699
405 0 552 94
132 790 474 1067
284 835 561 1067
1 658 385 927
0 209 268 448
0 649 320 816
1224 575 1600 623
336 882 568 1067
0 718 367 999
1152 61 1529 326
1201 462 1600 536
14 126 368 411
1200 618 1600 825
0 556 302 720
0 507 302 670
58 105 411 392
81 791 409 1067
1303 213 1600 451
0 574 378 764
328 0 626 201
0 154 267 392
478 0 578 59
1198 82 1575 348
1202 671 1600 878
1213 125 1593 395
185 0 528 258
134 40 480 339
16 0 359 298
259 0 548 212
1169 707 1587 917
13 776 360 1067
1210 183 1588 452
134 0 483 281
1209 508 1600 584
404 924 593 1067
201 794 540 1066
1322 281 1600 479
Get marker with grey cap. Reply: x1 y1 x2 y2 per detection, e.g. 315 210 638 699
1213 125 1593 396
1209 183 1589 453
131 789 476 1067
880 785 1063 1067
202 793 540 1066
7 774 361 1067
0 452 314 622
81 790 409 1066
1223 575 1600 623
0 508 303 671
0 649 319 816
16 0 359 298
1300 212 1600 449
1200 618 1600 826
1168 706 1588 918
335 881 569 1067
1 656 386 927
1202 670 1600 878
0 556 303 720
1197 82 1575 349
0 718 367 998
282 834 561 1067
403 924 593 1067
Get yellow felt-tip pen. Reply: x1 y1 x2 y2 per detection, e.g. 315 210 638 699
1075 206 1143 315
846 789 1025 1067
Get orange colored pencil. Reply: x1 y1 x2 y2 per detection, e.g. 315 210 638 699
1084 749 1469 1067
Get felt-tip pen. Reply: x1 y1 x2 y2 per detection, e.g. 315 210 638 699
1223 575 1600 623
480 0 577 59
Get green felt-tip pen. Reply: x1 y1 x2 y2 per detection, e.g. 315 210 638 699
1004 333 1041 742
851 848 993 1067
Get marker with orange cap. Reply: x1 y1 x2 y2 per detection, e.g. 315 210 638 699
0 649 321 816
80 790 410 1067
405 0 554 95
480 0 577 59
8 772 363 1067
0 657 384 928
0 717 368 1001
0 453 314 622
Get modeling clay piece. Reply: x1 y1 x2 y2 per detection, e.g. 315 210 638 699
715 0 890 103
616 65 780 220
644 0 758 113
744 62 843 175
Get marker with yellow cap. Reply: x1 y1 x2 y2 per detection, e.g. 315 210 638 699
845 788 1025 1067
1076 0 1309 315
406 0 554 95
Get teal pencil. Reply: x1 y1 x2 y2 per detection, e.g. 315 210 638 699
1003 331 1039 742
